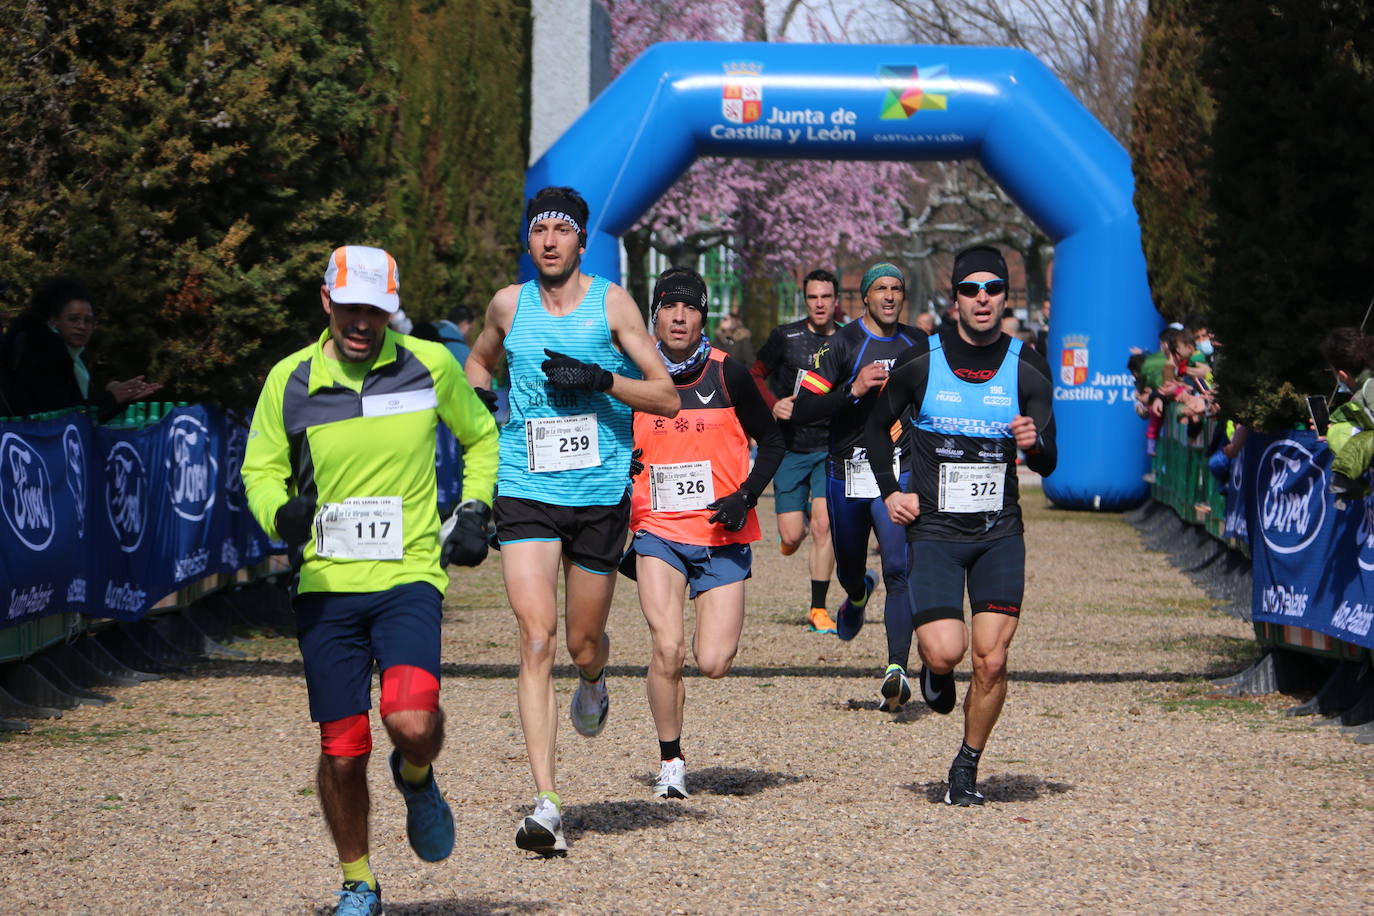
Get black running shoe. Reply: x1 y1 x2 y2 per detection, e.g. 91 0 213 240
880 664 911 712
920 665 956 714
944 764 986 806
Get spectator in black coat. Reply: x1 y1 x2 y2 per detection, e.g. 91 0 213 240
0 276 161 420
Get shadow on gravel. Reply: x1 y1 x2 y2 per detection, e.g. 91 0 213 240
840 698 932 723
908 773 1075 805
633 765 807 796
315 898 554 915
190 659 1228 685
556 798 713 837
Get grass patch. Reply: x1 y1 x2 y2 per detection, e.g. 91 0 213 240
1147 633 1258 667
22 725 163 746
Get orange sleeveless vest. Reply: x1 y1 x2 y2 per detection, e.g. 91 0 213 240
630 349 760 546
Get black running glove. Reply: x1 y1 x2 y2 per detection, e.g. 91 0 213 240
274 496 316 547
706 489 756 533
629 448 644 478
542 349 613 392
441 499 492 567
473 386 499 415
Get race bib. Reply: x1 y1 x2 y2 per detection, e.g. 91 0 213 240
649 460 714 512
938 463 1005 513
526 414 600 472
844 458 881 499
314 497 404 560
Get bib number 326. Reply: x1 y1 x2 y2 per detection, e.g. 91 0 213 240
649 460 714 512
526 414 600 472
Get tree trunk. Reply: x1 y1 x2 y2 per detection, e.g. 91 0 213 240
623 227 651 321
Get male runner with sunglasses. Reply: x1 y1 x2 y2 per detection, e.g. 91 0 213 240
791 262 926 711
864 246 1057 806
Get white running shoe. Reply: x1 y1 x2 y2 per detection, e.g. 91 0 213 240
515 795 567 855
653 757 689 799
569 671 609 737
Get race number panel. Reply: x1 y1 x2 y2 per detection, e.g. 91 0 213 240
649 460 714 512
314 497 404 560
526 414 600 472
938 463 1005 513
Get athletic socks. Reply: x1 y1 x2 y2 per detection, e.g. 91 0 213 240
659 737 682 761
399 756 431 787
810 579 830 609
953 742 983 771
341 853 376 890
578 666 604 683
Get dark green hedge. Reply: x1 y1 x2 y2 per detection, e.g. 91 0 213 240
1132 0 1374 429
0 0 529 406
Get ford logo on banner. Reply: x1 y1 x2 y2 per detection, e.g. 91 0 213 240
105 442 147 552
224 423 247 513
1357 493 1374 573
62 425 87 539
1258 438 1326 555
166 414 217 521
1 432 56 551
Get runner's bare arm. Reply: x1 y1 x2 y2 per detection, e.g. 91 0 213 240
605 284 679 417
464 285 518 390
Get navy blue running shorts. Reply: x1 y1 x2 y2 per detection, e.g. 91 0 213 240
622 529 752 598
293 581 443 723
907 534 1025 628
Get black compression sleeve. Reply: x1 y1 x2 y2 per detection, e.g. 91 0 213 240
1018 348 1058 477
723 358 785 497
866 349 929 498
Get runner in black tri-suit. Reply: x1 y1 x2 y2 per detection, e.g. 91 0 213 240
865 246 1057 806
791 262 928 711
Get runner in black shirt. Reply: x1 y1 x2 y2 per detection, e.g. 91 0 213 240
792 263 928 710
865 246 1056 806
751 268 842 633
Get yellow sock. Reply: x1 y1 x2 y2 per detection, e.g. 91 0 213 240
399 757 431 786
537 790 560 809
341 854 376 889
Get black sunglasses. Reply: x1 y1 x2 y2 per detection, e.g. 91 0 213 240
955 279 1007 297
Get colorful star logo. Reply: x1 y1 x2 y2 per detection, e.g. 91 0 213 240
879 64 950 120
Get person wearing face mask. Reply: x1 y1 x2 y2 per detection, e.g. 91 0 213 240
0 276 162 420
621 266 784 801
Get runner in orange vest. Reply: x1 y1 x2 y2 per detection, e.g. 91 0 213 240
621 266 785 800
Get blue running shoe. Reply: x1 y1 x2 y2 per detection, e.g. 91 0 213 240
389 749 455 862
835 570 877 641
334 880 381 916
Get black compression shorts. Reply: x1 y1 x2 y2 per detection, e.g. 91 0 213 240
907 534 1025 628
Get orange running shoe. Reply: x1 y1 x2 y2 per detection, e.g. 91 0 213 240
806 606 838 634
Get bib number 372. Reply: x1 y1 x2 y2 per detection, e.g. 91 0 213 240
937 463 1005 513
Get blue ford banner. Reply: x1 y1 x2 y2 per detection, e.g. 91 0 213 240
2 406 282 627
1243 430 1374 649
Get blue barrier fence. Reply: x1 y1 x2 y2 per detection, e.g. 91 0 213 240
1225 429 1374 652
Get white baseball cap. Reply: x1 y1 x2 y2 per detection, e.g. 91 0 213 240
323 245 400 313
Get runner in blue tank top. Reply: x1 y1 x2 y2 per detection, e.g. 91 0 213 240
466 187 678 854
865 246 1057 808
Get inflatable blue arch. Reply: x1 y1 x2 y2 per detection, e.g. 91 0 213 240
525 42 1161 510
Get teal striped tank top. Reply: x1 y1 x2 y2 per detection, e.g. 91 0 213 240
498 275 640 506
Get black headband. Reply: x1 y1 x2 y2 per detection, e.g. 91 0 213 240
526 194 588 245
651 273 709 324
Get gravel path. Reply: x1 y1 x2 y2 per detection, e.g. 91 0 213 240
3 482 1371 914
